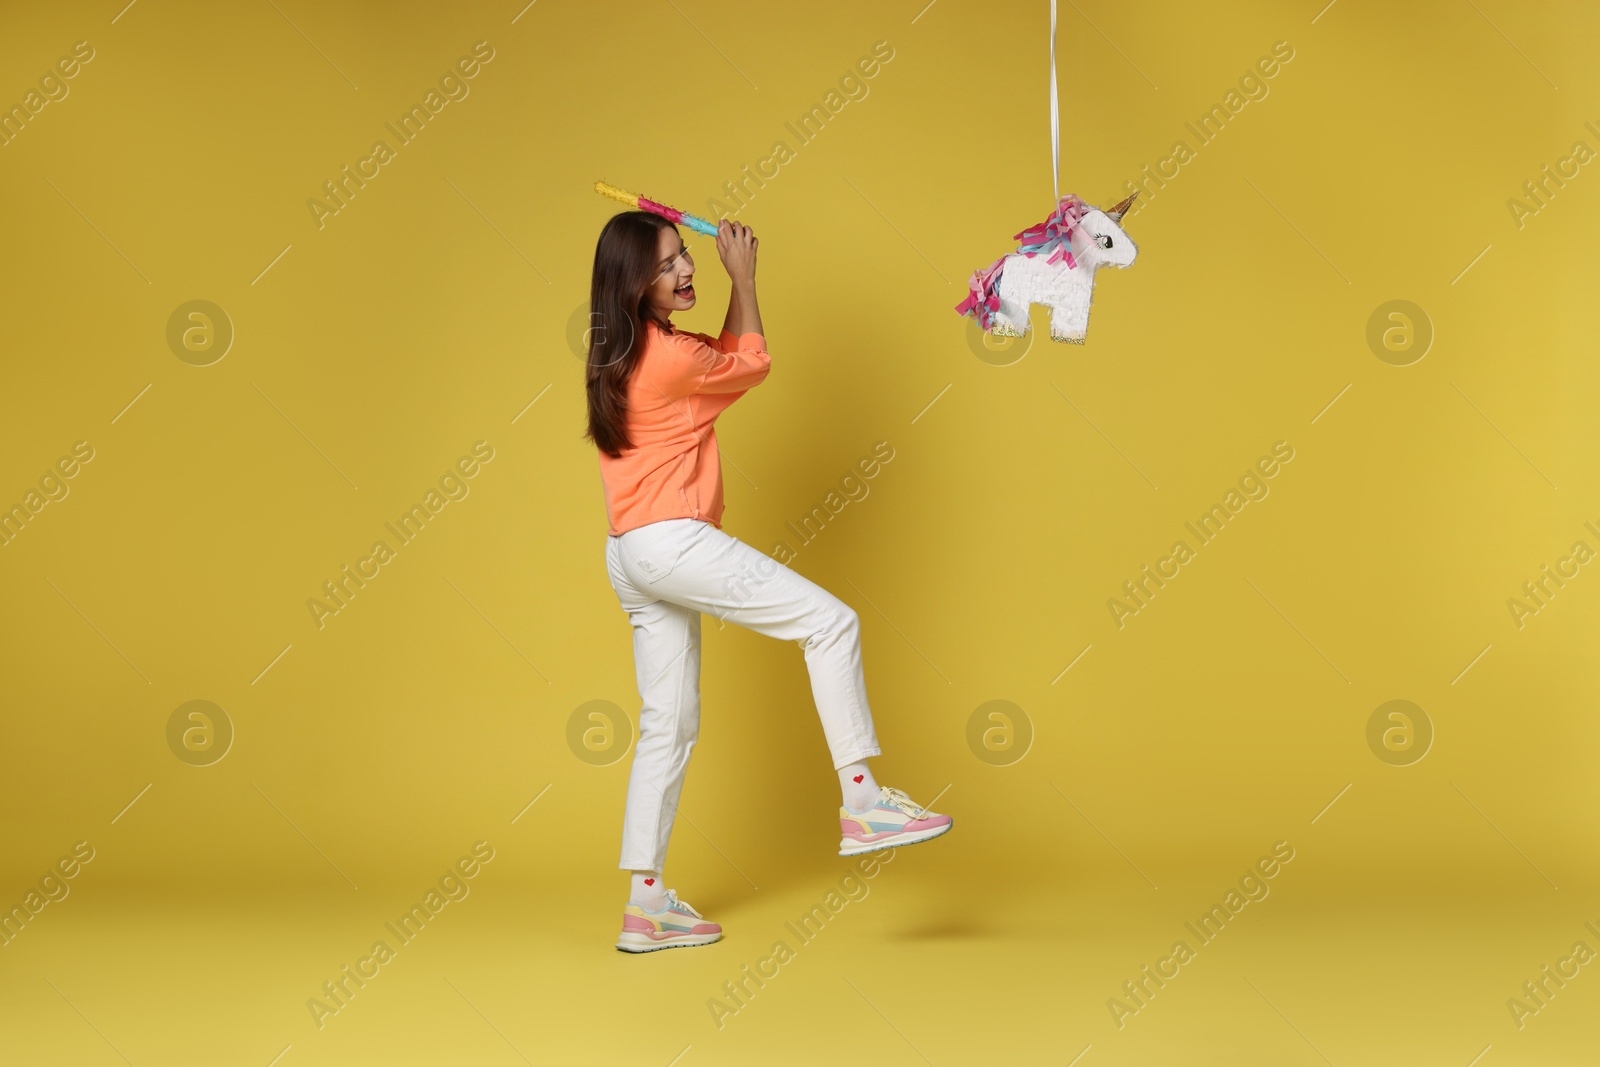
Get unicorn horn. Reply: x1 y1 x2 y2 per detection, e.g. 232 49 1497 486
1106 193 1138 222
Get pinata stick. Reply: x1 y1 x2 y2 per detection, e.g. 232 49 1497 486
594 180 721 237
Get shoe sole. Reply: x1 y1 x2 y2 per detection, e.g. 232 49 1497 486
616 931 723 953
838 817 953 857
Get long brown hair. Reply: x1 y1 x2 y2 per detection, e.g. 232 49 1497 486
584 210 675 457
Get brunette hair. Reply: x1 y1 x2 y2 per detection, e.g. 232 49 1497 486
584 210 676 457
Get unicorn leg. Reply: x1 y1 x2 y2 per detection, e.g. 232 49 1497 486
989 297 1030 337
1048 300 1087 344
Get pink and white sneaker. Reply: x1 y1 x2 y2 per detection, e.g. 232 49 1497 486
616 889 723 953
839 786 953 856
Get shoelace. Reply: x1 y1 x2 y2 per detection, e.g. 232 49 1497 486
878 786 931 820
662 889 702 919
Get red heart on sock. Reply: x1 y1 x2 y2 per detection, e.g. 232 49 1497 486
644 878 654 886
853 775 864 783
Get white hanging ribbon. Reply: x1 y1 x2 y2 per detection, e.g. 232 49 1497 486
1049 0 1059 206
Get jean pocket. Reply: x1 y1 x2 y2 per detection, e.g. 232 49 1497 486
620 525 690 585
635 555 675 584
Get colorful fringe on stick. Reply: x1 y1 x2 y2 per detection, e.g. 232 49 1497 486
594 181 720 236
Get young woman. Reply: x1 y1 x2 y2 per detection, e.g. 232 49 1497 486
585 210 953 953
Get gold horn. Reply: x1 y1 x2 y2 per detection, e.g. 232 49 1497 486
1106 192 1138 222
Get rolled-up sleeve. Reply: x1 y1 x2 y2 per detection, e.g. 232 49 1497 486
664 330 772 396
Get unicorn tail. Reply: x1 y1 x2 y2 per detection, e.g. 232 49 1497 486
955 255 1008 331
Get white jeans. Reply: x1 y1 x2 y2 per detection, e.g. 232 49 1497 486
605 517 882 872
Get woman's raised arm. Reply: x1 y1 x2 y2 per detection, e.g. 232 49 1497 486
716 219 764 339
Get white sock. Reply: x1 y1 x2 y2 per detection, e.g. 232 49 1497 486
629 870 667 909
839 760 880 812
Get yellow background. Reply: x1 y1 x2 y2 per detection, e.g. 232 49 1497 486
2 0 1598 1063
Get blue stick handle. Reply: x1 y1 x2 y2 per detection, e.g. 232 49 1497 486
679 214 720 237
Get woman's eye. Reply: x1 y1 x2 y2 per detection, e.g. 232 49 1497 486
659 247 691 276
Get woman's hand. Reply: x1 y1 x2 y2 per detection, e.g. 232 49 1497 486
716 219 758 288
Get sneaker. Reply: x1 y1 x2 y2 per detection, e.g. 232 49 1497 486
615 889 723 953
838 786 953 856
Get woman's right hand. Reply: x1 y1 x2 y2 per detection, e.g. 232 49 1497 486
715 219 757 287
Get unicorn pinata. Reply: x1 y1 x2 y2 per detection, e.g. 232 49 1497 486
956 192 1138 344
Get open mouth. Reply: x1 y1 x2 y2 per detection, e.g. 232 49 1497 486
674 282 695 300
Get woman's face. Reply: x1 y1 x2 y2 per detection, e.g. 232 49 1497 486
643 225 695 322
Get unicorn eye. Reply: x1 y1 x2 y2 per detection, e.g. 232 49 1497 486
1095 233 1113 249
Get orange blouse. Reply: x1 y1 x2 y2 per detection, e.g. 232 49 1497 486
597 319 772 537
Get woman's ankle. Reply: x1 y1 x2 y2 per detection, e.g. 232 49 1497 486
628 869 667 909
838 759 880 811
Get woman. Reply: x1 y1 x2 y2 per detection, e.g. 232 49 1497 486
586 210 953 954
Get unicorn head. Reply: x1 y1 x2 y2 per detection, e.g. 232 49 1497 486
1067 193 1139 270
1009 193 1139 271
